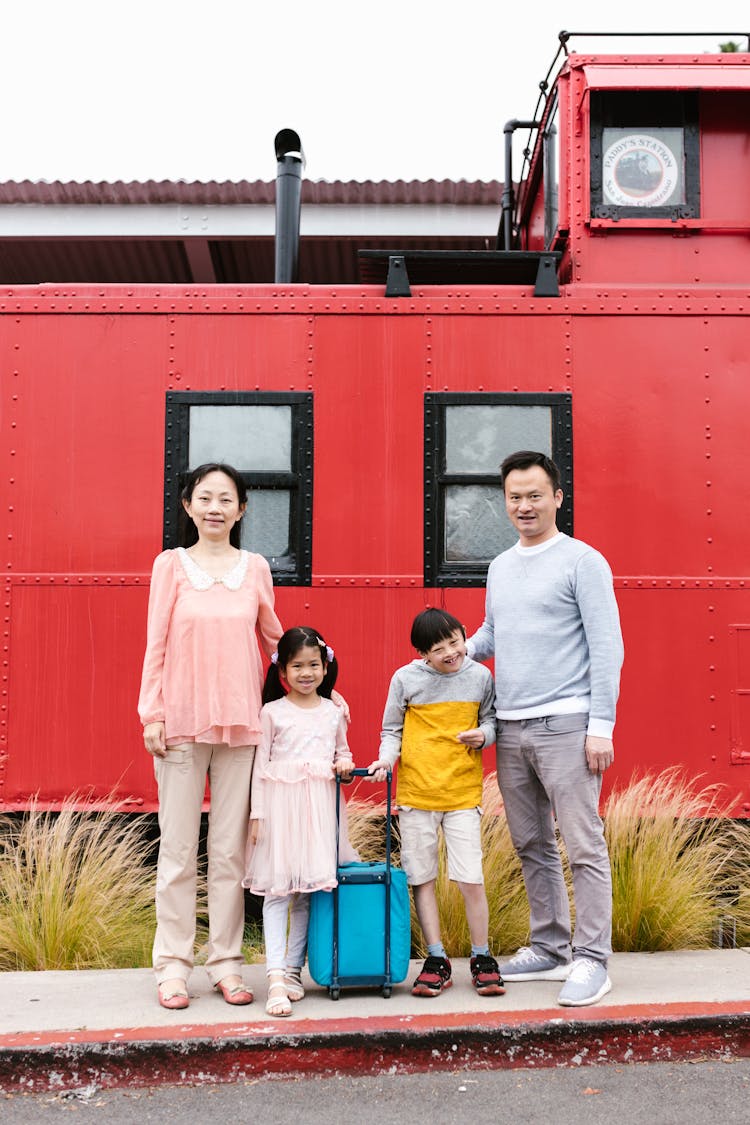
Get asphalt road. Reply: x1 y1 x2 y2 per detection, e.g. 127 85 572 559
2 1059 749 1123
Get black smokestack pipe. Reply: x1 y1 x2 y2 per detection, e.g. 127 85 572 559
274 129 304 283
498 119 538 250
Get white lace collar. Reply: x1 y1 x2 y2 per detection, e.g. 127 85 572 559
177 547 249 591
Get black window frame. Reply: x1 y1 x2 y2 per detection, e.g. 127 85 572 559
424 392 574 587
164 390 313 586
590 90 700 220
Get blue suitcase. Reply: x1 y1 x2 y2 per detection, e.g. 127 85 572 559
308 769 411 999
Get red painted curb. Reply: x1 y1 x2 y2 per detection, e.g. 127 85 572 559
1 1003 749 1092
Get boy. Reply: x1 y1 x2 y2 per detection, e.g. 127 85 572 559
368 608 504 998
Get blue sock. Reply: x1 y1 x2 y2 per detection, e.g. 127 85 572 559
471 944 490 956
427 942 447 958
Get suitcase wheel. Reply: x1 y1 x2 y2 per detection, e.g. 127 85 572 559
330 987 340 1001
382 986 392 998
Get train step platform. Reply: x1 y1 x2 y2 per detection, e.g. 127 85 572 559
1 949 749 1093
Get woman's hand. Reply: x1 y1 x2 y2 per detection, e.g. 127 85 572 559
330 690 351 724
249 819 262 845
143 722 167 758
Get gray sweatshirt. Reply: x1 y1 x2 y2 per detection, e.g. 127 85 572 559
467 534 623 738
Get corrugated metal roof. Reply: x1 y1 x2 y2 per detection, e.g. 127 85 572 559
0 179 502 206
0 178 502 285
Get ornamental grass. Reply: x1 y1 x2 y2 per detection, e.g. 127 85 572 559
716 817 750 948
0 796 156 971
604 768 743 952
344 791 396 862
0 768 746 972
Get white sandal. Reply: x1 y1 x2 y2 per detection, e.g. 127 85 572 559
265 972 292 1017
284 966 305 1002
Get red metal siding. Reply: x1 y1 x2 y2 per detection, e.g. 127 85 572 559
1 291 749 815
311 314 426 581
3 313 169 571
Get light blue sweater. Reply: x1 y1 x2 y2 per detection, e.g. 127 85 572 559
467 534 623 738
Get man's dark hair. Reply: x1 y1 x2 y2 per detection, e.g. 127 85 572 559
499 450 561 493
410 608 466 653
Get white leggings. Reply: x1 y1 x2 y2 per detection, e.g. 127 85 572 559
262 892 311 973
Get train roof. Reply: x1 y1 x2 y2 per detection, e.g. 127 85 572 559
4 34 750 290
0 177 503 287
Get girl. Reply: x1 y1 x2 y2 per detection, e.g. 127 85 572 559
139 462 283 1011
243 627 353 1017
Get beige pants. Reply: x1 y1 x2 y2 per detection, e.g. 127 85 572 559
152 742 254 986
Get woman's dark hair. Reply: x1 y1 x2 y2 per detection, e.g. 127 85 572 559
410 608 466 653
179 462 248 548
262 626 339 704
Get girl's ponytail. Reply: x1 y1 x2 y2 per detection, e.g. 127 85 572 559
262 660 287 704
318 654 338 699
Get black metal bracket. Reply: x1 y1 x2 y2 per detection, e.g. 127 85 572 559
385 255 411 297
533 254 560 297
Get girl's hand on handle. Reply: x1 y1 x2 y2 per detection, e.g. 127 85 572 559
143 722 167 758
456 728 485 750
330 690 351 724
335 757 354 780
367 759 390 783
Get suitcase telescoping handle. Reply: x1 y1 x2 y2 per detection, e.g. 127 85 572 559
332 767 394 998
336 766 393 875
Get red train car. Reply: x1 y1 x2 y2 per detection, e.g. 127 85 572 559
1 39 749 815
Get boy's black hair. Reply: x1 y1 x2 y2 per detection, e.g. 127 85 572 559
262 626 339 704
410 608 466 654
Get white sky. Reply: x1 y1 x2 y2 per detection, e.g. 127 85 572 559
0 2 747 183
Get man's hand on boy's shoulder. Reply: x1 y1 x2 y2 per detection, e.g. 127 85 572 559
367 758 391 782
456 728 485 750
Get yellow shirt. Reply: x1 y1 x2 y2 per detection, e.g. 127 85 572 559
399 701 484 810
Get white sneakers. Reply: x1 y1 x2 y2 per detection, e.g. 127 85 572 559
557 957 612 1006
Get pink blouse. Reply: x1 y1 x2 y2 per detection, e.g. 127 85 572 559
138 548 283 748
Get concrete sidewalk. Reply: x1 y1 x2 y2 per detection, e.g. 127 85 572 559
1 950 749 1092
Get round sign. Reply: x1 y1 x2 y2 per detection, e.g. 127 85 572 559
602 133 679 208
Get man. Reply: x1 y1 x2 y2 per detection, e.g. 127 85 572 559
466 450 624 1007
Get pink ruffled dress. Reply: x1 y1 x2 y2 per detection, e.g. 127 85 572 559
243 696 353 896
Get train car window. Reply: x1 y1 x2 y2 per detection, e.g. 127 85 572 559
590 91 700 220
424 392 573 586
190 404 292 470
163 391 313 585
543 96 559 248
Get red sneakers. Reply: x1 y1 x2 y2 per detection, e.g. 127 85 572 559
411 955 453 997
470 953 506 996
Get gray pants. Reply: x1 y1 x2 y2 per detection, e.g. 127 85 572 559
496 713 612 965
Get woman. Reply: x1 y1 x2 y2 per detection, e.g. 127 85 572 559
138 462 283 1010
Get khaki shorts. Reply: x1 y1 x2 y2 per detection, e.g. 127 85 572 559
397 806 484 886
